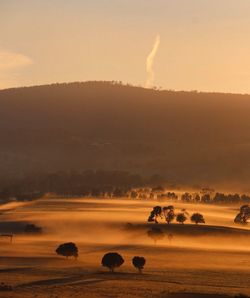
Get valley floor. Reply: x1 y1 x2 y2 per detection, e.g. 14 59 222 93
0 197 250 297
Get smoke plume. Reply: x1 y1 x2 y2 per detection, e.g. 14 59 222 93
145 35 160 88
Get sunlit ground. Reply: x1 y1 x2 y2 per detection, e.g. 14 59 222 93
0 197 250 297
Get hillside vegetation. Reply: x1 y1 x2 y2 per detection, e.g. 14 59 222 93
1 81 250 189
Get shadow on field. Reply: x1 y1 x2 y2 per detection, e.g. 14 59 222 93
130 223 250 237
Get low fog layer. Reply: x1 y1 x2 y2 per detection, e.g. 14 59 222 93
2 197 250 254
1 196 250 298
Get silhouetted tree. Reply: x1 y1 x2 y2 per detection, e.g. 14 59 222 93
190 213 205 224
163 205 175 224
181 192 192 202
132 256 146 273
176 212 187 224
101 252 124 272
147 206 162 223
201 194 211 204
113 188 126 197
234 205 250 224
147 227 165 244
193 193 201 203
166 192 178 199
130 190 138 198
55 242 78 259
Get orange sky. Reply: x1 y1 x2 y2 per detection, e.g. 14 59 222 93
1 0 250 93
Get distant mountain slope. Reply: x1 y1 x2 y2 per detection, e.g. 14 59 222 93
1 81 250 189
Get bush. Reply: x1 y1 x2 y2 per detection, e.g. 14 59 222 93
55 242 78 259
132 256 146 273
101 252 124 272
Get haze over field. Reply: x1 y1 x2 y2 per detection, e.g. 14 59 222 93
2 1 250 297
1 197 250 297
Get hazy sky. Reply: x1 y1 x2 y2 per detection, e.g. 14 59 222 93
1 0 250 93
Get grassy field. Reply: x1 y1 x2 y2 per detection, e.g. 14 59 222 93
0 197 250 298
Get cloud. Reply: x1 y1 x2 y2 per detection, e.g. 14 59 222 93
0 49 33 89
0 49 33 70
145 35 160 88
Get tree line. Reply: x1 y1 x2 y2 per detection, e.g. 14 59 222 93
1 170 250 207
55 242 145 273
0 170 164 203
147 205 205 225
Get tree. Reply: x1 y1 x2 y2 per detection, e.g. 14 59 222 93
132 256 146 273
190 213 205 224
101 252 124 272
55 242 78 259
181 192 192 202
147 206 162 223
193 194 201 203
201 194 211 204
130 190 138 198
163 206 175 224
147 227 165 244
234 205 250 224
176 212 187 224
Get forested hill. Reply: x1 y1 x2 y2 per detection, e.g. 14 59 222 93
1 81 250 189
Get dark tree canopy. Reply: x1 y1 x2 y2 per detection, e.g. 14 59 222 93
190 213 205 224
147 206 162 223
132 256 146 273
234 205 250 224
55 242 78 259
101 252 124 272
176 212 187 224
163 205 175 224
181 192 192 202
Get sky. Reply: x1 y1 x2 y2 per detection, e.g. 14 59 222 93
1 0 250 93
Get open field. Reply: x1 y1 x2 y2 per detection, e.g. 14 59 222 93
0 197 250 297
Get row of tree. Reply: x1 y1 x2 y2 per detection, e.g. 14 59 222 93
55 242 145 273
130 189 250 205
1 169 250 207
179 192 250 205
0 171 164 203
148 205 205 225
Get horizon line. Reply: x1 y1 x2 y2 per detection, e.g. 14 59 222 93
1 80 250 97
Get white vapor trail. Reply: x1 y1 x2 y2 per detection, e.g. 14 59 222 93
145 35 160 88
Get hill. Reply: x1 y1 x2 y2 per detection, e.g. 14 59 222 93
1 81 250 189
